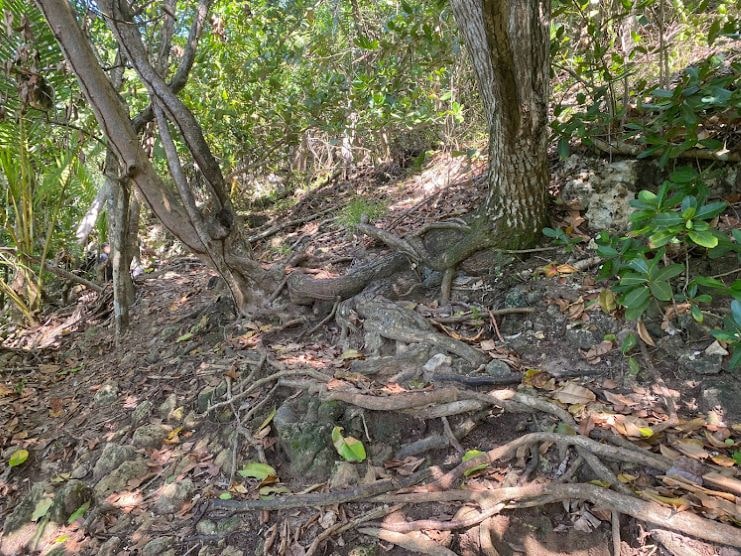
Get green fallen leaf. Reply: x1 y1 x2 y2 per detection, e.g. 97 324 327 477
8 449 29 467
238 462 277 480
259 485 290 498
31 498 53 522
331 426 366 462
176 332 193 343
462 449 488 477
67 501 90 524
218 492 233 500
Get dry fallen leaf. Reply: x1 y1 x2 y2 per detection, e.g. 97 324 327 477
636 320 655 347
553 382 596 405
673 438 709 460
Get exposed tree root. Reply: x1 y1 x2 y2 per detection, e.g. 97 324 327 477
232 372 741 551
358 527 458 555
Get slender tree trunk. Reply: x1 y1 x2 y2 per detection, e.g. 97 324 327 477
36 0 272 315
451 0 550 248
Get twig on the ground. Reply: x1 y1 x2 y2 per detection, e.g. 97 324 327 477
305 504 404 556
358 527 458 556
209 468 430 515
425 431 671 492
432 307 534 324
369 500 506 533
32 257 104 293
249 206 336 242
202 368 329 415
612 511 622 556
299 297 340 339
441 416 463 454
268 275 289 303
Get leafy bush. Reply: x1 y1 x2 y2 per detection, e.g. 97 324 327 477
592 166 740 367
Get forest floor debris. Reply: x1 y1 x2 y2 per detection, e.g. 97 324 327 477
1 154 740 555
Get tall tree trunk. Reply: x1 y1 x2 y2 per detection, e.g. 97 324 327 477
452 0 550 248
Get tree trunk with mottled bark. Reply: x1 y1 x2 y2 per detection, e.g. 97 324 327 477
451 0 550 248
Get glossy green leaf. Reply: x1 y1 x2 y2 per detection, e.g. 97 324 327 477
8 449 28 467
688 230 718 248
462 449 488 477
67 501 90 524
238 462 277 480
624 286 650 308
331 426 366 462
649 280 673 302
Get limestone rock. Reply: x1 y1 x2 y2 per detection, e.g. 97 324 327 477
154 478 194 514
141 537 174 556
49 479 92 524
131 400 154 425
94 382 119 405
94 459 148 496
93 444 136 480
132 424 169 449
97 536 122 556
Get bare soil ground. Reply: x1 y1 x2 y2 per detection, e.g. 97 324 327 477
1 154 740 556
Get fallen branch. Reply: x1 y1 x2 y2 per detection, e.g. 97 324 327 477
34 258 104 293
248 206 336 242
375 483 741 548
327 386 461 411
208 467 431 514
590 136 740 162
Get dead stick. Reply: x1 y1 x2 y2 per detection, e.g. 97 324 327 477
34 258 104 293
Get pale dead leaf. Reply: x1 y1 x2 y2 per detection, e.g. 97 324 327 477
553 382 596 404
480 339 497 351
673 438 709 460
636 320 655 347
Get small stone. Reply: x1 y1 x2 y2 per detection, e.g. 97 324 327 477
348 546 378 556
196 519 218 535
94 460 148 496
50 479 92 523
94 382 119 405
183 411 199 429
154 478 194 514
329 461 360 490
214 448 234 475
678 351 723 375
159 394 178 419
97 536 122 556
423 353 452 373
197 382 228 413
705 341 729 357
484 359 511 377
93 444 136 480
131 400 154 425
565 326 597 350
220 548 244 556
141 537 174 556
132 424 169 449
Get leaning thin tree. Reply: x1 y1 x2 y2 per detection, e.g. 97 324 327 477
35 0 273 317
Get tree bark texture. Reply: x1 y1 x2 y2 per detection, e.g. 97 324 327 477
451 0 550 247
